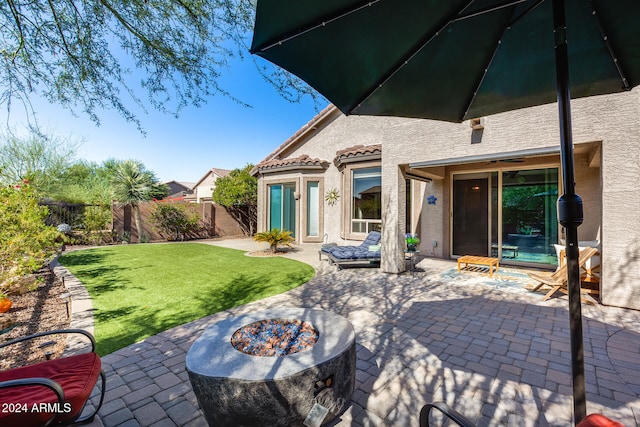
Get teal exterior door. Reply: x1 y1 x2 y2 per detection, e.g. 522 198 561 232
269 183 296 237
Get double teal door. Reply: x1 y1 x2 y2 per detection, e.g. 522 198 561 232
269 183 296 237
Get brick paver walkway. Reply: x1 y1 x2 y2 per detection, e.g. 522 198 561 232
56 242 640 426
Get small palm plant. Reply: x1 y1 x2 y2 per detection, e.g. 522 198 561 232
253 229 294 254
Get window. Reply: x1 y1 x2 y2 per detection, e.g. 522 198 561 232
306 181 320 237
269 183 296 237
352 167 382 233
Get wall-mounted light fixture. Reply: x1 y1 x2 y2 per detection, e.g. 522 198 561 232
470 117 484 144
470 117 484 130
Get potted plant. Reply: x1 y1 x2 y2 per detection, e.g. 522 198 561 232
405 233 420 252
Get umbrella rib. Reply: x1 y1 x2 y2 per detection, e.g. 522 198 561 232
349 0 544 116
507 0 546 27
251 0 382 53
462 0 546 120
587 0 631 90
347 1 477 114
454 0 531 22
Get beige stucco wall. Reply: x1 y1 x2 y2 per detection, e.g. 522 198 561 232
256 113 394 245
195 173 219 202
596 91 640 309
380 89 640 310
257 88 640 310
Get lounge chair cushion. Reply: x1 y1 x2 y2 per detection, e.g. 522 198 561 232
361 231 382 248
555 241 600 275
321 231 382 255
329 247 381 260
0 352 102 426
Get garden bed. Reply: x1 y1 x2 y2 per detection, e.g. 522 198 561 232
0 267 71 370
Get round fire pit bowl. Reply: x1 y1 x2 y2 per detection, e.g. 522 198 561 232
186 308 356 427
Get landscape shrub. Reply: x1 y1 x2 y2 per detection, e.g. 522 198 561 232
75 205 113 245
253 228 294 253
0 182 61 291
150 202 203 241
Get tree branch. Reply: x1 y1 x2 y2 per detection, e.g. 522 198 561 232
5 0 26 62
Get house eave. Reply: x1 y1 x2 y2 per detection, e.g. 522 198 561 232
408 146 561 169
256 164 329 175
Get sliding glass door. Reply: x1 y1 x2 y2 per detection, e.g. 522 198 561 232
501 168 558 264
453 167 559 265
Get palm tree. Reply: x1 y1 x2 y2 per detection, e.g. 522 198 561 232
110 160 167 242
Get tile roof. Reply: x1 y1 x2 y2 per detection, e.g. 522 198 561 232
334 144 382 167
192 167 232 187
210 168 231 177
253 154 329 174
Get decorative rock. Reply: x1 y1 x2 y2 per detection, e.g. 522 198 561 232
230 318 319 356
186 308 356 427
0 314 16 331
2 274 39 296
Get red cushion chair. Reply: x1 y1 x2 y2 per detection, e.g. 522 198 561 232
577 414 625 427
0 329 105 427
420 402 624 427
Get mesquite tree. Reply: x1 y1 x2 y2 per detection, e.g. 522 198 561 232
1 0 319 130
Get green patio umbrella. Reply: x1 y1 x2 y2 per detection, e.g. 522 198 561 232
250 1 640 424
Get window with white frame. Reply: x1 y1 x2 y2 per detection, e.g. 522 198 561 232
306 181 320 237
351 167 382 233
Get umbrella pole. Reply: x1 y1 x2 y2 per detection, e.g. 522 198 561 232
552 0 586 424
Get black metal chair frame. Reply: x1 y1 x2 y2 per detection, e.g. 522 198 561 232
420 402 476 427
0 329 106 426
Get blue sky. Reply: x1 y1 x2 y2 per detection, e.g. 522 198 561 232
2 54 325 184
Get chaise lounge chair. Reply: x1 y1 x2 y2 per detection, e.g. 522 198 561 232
319 230 382 269
528 246 599 303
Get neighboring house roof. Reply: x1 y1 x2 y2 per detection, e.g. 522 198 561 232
176 181 196 189
359 185 382 195
252 104 340 176
164 180 195 189
193 168 232 188
334 144 382 168
164 180 196 199
253 154 330 174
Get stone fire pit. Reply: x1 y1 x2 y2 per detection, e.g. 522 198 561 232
186 308 356 427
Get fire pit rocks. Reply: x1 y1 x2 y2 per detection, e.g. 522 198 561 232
186 308 356 427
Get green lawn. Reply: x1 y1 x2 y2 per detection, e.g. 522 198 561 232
58 243 315 355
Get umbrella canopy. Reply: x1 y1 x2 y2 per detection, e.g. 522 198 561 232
251 1 640 424
251 0 640 122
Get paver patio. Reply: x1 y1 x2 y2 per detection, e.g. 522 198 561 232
56 240 640 427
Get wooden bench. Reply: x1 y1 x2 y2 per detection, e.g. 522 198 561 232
491 243 519 258
457 255 499 277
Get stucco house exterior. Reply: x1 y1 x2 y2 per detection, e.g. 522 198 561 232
252 89 640 311
164 180 195 200
191 168 231 203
